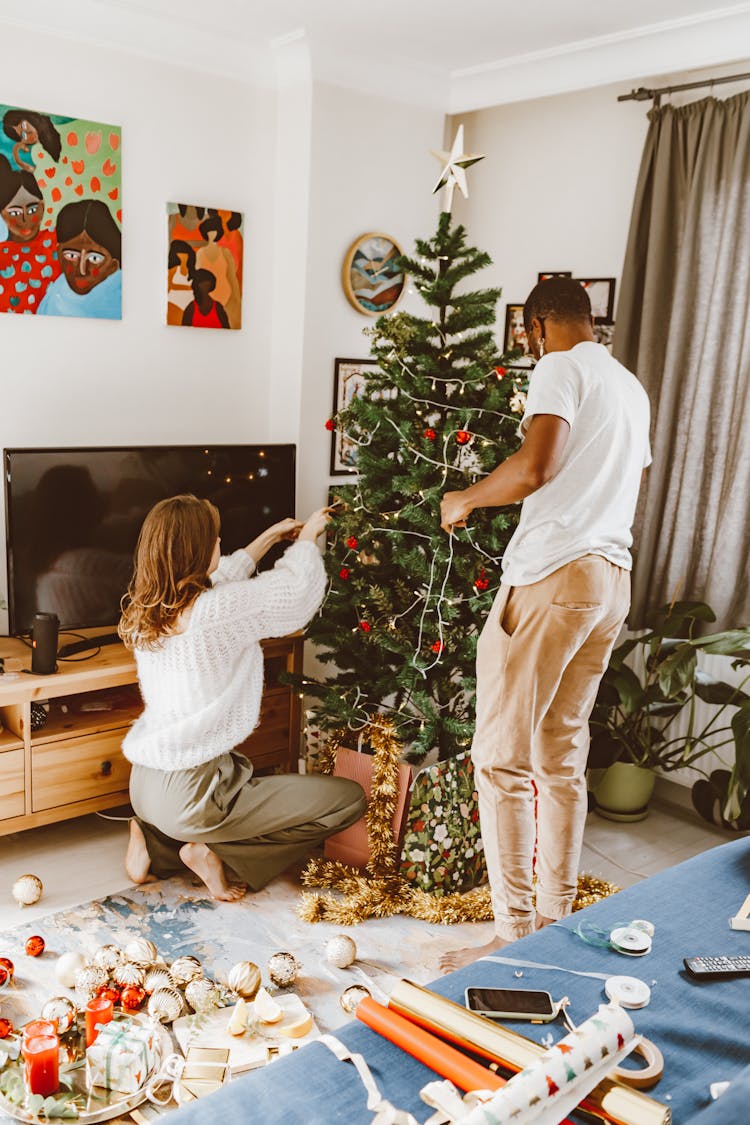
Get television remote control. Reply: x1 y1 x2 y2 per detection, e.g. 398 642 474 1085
684 955 750 979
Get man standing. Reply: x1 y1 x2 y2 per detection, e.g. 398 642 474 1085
440 277 651 969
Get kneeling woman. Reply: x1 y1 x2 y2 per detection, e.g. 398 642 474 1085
119 494 365 901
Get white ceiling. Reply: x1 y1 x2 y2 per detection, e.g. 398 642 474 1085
5 0 750 109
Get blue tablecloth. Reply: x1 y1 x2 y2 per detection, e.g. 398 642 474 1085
172 836 750 1123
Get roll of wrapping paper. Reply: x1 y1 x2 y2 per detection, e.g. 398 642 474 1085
357 999 578 1125
389 981 670 1125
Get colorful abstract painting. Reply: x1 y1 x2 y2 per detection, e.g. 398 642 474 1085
342 232 404 316
0 103 121 319
167 202 243 329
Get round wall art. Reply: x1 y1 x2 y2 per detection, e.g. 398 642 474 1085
342 232 405 316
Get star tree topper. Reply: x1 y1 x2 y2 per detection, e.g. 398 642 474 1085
431 124 485 213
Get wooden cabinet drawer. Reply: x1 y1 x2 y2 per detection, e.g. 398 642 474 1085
32 729 131 813
237 691 291 759
0 750 25 819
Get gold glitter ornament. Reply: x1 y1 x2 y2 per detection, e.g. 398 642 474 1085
92 944 122 974
54 951 87 989
185 977 220 1013
75 964 108 1001
114 962 146 988
41 996 77 1034
124 938 158 967
227 961 261 1000
326 934 357 968
267 952 300 988
147 987 184 1023
169 956 203 987
340 985 371 1013
11 874 43 907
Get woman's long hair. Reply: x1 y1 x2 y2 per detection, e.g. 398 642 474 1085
119 494 220 649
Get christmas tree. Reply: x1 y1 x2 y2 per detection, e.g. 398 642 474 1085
307 211 529 760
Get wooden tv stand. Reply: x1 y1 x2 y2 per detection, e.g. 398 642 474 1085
0 627 303 837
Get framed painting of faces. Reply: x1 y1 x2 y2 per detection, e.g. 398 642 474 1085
0 102 121 319
503 304 530 356
167 202 244 329
577 277 616 324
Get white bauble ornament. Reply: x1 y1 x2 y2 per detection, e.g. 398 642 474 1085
227 961 261 1000
54 951 87 989
267 952 300 989
326 935 357 969
114 962 145 988
144 968 174 995
185 977 220 1013
41 996 77 1033
12 874 43 907
92 944 121 974
340 984 371 1014
124 938 158 967
147 987 184 1024
75 964 108 1001
169 956 203 987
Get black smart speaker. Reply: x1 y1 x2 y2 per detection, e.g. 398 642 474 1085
31 612 59 675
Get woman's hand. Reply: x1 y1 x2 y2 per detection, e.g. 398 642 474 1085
440 491 473 533
244 518 302 565
298 507 332 542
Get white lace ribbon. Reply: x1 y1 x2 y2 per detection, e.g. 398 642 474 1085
319 1034 420 1124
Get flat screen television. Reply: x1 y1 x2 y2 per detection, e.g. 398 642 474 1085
4 445 296 635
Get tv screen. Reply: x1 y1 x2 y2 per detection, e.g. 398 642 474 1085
4 445 296 635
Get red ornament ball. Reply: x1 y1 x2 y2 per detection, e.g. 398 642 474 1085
0 957 13 982
339 567 351 581
25 935 45 957
474 568 489 592
359 621 372 633
431 640 444 653
495 366 506 378
0 1018 13 1039
97 984 121 1004
324 418 335 432
0 967 8 990
423 428 436 441
120 984 146 1011
346 536 358 549
455 430 472 446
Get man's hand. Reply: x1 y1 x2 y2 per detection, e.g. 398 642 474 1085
440 491 473 533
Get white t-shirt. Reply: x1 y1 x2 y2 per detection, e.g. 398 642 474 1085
501 341 651 587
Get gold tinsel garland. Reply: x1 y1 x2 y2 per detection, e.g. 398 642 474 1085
299 718 619 926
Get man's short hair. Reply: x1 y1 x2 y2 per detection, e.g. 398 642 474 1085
523 277 592 333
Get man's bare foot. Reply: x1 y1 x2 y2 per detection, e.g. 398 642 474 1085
535 912 555 931
125 820 156 885
439 936 512 973
179 842 247 902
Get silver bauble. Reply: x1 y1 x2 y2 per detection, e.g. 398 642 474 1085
41 995 77 1033
113 962 145 988
54 951 87 989
184 977 220 1013
147 987 184 1024
92 944 122 974
124 938 158 967
169 956 203 987
12 874 43 907
144 968 174 994
74 964 108 1001
325 934 357 969
227 961 261 1000
267 952 300 988
339 984 371 1014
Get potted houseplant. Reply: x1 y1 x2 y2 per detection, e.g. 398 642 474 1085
587 601 750 823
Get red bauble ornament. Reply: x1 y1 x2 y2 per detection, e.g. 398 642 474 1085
455 430 472 446
325 418 335 432
97 984 121 1004
0 968 8 990
25 935 45 957
120 985 146 1011
0 1018 13 1039
495 366 506 378
423 428 436 441
474 568 489 592
0 957 13 982
346 536 358 549
339 567 351 581
359 620 371 633
430 640 444 653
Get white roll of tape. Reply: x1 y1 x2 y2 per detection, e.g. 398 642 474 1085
610 926 652 956
604 975 651 1009
630 919 655 938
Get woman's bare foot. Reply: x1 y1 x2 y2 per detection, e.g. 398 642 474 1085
125 820 156 885
439 935 512 973
179 842 247 902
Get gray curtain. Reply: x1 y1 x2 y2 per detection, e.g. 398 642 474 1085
615 91 750 630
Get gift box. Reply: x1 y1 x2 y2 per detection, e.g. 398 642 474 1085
85 1019 157 1094
179 1046 230 1102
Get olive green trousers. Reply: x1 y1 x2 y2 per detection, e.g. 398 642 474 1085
129 751 366 890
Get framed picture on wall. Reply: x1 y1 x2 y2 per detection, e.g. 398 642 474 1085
537 271 572 282
503 304 530 356
577 278 616 324
330 357 381 475
341 232 405 316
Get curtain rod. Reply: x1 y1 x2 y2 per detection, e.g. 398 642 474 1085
618 70 750 107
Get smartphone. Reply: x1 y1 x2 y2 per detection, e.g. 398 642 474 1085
464 987 558 1022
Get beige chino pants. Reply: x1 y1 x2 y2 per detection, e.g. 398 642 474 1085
471 554 630 940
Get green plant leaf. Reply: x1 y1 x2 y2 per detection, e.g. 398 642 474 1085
611 666 646 714
657 645 696 697
587 732 623 769
646 601 716 634
692 630 750 656
694 672 750 706
731 704 750 789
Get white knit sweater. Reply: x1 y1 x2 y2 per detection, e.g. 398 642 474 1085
122 540 325 771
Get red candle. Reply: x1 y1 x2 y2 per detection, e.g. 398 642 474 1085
22 1035 59 1097
85 997 113 1047
22 1020 57 1044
